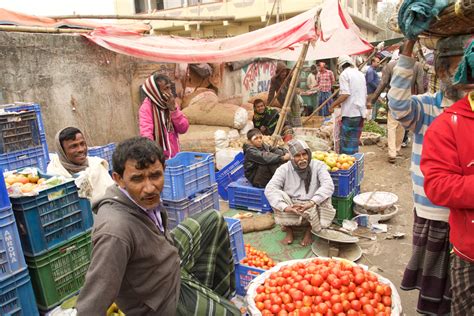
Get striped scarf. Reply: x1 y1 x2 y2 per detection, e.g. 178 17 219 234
142 74 174 154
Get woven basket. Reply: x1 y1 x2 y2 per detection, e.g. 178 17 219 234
422 0 474 37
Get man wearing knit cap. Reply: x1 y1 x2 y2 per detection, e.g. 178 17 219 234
265 139 336 246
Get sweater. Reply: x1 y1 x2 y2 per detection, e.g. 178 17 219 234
265 160 334 211
76 185 181 315
388 55 449 222
421 95 474 262
138 97 189 159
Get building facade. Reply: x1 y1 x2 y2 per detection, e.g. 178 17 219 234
115 0 381 41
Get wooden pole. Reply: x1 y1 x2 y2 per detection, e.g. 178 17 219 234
0 25 90 33
272 41 310 137
267 64 297 108
47 14 236 22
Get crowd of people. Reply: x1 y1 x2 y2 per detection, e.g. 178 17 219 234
41 31 473 315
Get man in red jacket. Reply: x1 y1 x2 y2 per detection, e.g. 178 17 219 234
420 39 474 315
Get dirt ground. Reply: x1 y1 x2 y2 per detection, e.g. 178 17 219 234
357 142 418 315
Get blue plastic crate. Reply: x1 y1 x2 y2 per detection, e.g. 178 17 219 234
8 173 93 257
87 143 115 171
216 152 244 200
228 177 272 213
162 152 215 201
354 153 364 186
224 217 245 265
163 184 219 229
0 171 9 210
0 206 27 281
40 134 50 165
235 263 265 296
0 111 41 154
2 103 45 135
0 146 47 172
330 163 357 198
0 268 39 316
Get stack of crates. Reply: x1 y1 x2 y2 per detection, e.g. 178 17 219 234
0 103 49 171
162 152 219 229
330 153 364 223
0 170 39 315
6 168 94 312
88 143 116 171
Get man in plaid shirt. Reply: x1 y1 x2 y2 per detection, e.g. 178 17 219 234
315 62 335 116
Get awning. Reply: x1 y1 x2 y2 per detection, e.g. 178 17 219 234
83 0 372 63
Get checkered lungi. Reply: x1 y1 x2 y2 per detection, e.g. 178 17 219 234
272 190 335 232
450 254 474 315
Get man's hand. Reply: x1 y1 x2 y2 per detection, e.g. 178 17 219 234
301 201 316 211
367 101 373 110
284 205 302 214
401 39 417 58
166 95 176 111
281 153 291 161
328 105 335 114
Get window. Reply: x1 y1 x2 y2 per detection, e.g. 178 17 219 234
134 0 164 13
213 28 227 38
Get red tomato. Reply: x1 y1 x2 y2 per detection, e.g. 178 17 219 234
276 277 286 286
382 295 392 307
290 290 303 301
271 295 282 306
330 294 341 304
354 287 365 298
354 273 365 285
322 290 332 301
342 300 351 312
317 302 329 314
359 296 369 306
350 299 361 311
311 274 324 287
261 309 272 316
303 284 314 296
361 281 370 292
302 295 312 307
332 302 343 314
313 295 322 305
282 269 292 278
375 284 385 295
263 299 272 310
294 300 303 309
298 268 307 276
285 302 295 312
270 304 281 314
348 282 356 292
327 274 337 284
363 304 376 316
299 306 311 316
373 293 382 303
281 293 292 304
331 278 342 289
340 275 350 286
277 310 288 316
347 292 356 301
347 309 358 316
256 302 265 311
384 286 392 297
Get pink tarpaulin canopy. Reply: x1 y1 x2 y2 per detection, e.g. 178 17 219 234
83 0 372 63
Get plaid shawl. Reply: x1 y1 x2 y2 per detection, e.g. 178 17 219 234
288 139 312 193
142 74 174 154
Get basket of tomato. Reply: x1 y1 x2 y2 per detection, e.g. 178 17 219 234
246 257 402 316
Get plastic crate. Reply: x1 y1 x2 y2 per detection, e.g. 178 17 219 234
0 146 47 172
354 153 364 186
0 206 27 281
9 173 93 257
163 184 219 229
224 217 245 264
0 171 9 210
0 268 39 316
216 152 244 200
228 178 272 213
0 111 41 154
87 143 115 171
25 231 92 310
330 162 357 198
40 134 50 165
162 152 215 201
235 263 265 296
331 186 359 224
2 103 45 135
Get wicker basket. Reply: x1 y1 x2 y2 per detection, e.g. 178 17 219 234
422 0 474 37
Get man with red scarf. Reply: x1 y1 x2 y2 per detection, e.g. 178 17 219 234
139 73 189 159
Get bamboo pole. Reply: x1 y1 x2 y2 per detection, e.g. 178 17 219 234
47 14 236 22
272 41 310 137
267 64 297 109
0 25 90 33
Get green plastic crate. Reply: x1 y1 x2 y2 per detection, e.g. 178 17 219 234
25 231 92 310
331 187 358 224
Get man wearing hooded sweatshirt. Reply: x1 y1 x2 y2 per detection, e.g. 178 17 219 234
388 35 473 315
243 128 290 188
76 137 239 316
47 126 114 202
420 39 474 315
265 139 335 246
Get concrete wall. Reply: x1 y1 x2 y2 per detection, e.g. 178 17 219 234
0 31 170 148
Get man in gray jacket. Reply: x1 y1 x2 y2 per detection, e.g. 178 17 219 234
76 137 239 316
265 139 335 246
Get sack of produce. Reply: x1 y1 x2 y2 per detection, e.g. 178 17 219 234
179 125 231 153
246 257 402 316
182 88 215 109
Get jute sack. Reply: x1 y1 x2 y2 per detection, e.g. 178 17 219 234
179 125 231 153
183 100 248 129
182 88 215 109
238 214 275 233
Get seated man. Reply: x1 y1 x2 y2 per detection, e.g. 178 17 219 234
252 98 293 142
243 128 290 188
47 126 114 202
265 139 336 246
76 137 239 316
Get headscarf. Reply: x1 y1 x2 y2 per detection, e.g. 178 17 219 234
55 127 89 174
252 103 279 135
287 139 312 193
142 74 174 154
453 37 474 85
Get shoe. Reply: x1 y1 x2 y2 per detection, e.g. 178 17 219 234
388 157 396 163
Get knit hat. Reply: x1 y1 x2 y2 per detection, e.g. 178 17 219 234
288 139 311 158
